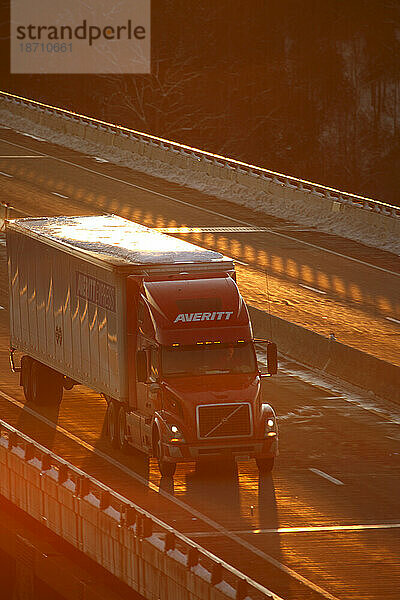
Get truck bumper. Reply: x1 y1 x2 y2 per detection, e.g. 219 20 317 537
163 436 278 463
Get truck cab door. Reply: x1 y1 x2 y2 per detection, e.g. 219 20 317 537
136 346 161 417
135 347 156 451
136 346 149 415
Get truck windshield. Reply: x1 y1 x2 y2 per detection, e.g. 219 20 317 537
161 342 256 377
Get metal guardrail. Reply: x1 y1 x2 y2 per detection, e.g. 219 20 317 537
1 90 399 220
0 417 280 600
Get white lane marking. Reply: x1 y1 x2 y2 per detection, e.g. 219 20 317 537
188 522 400 537
386 316 400 325
0 170 13 178
156 226 269 233
299 283 327 295
0 155 45 158
20 132 45 141
309 468 344 485
0 306 5 310
93 156 109 163
234 259 249 266
2 135 399 279
51 192 69 199
0 387 341 600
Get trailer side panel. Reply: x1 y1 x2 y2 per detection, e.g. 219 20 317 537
7 229 127 400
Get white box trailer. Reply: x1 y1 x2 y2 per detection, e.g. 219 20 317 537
6 214 233 401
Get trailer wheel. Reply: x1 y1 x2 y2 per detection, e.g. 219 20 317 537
256 457 274 474
107 401 119 448
48 370 64 405
21 356 33 403
116 406 130 453
31 361 48 405
154 432 176 478
30 361 63 406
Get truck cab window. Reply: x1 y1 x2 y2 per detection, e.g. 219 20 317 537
161 342 256 377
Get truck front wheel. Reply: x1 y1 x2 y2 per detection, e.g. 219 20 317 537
154 432 176 478
116 406 130 453
256 457 275 474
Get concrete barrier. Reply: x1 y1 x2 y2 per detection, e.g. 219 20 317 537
249 305 400 404
1 91 399 254
0 419 277 600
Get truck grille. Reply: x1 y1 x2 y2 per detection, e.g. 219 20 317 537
197 403 252 439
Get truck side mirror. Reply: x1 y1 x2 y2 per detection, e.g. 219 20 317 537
267 342 278 375
136 350 147 383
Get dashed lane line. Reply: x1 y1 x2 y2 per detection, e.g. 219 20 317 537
386 316 400 325
309 468 344 486
155 226 269 233
299 283 327 295
51 192 69 199
20 132 45 142
0 155 45 158
0 386 342 600
1 134 399 279
0 170 13 177
185 522 400 538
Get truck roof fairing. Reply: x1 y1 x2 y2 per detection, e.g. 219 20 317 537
143 277 253 344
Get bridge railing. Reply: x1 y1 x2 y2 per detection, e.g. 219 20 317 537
1 90 399 220
0 417 280 600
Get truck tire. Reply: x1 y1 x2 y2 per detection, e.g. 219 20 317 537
31 361 48 405
20 356 33 403
107 401 119 448
48 369 64 405
116 406 130 453
154 432 176 478
30 361 63 406
256 457 275 474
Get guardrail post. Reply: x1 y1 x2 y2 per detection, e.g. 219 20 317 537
8 431 18 450
24 442 35 462
211 563 222 585
100 490 111 510
77 476 90 498
137 514 152 538
124 506 137 527
41 453 51 471
187 546 199 569
58 464 68 484
165 531 175 552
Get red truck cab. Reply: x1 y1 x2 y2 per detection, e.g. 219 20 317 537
108 270 278 477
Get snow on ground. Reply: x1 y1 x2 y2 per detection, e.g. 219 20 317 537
1 108 399 255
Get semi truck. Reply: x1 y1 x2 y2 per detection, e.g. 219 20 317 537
6 214 278 477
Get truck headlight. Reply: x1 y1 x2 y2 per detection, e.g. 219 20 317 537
264 417 277 437
169 425 185 442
